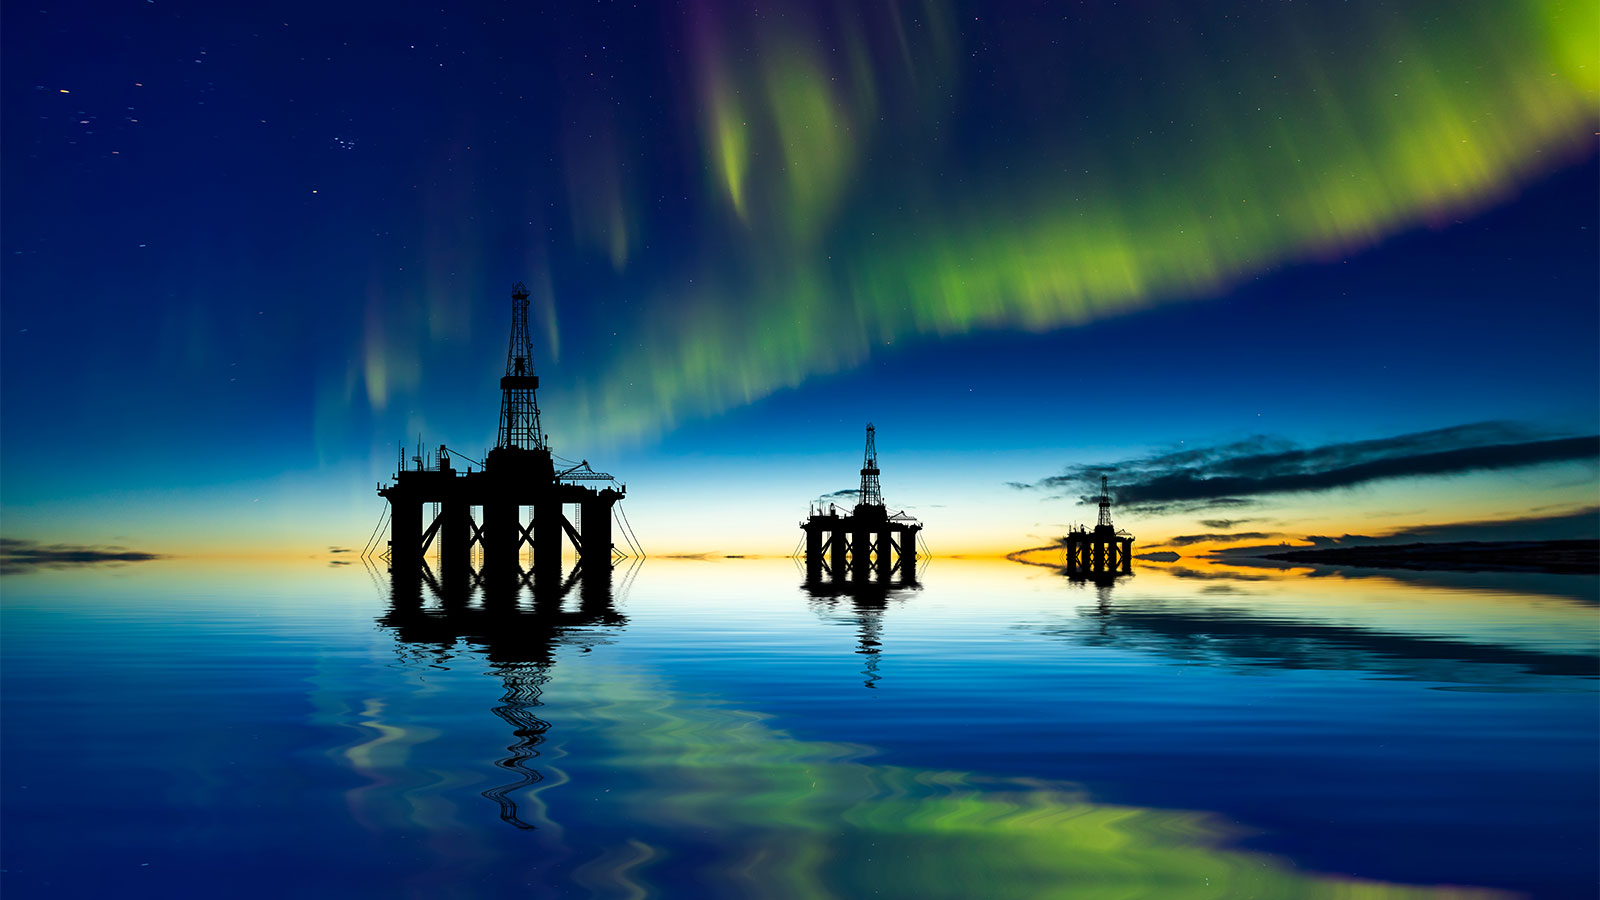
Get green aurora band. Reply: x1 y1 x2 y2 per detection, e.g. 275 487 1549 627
551 0 1596 445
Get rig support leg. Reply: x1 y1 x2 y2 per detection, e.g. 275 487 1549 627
805 527 823 579
389 497 423 572
901 526 919 580
534 500 564 579
851 529 871 580
581 498 614 570
482 502 520 579
440 500 471 584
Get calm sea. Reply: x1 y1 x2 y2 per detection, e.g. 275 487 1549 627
3 557 1595 899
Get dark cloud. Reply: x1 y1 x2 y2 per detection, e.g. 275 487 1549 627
1299 506 1600 548
1204 507 1600 559
1 538 166 573
1134 551 1181 562
328 546 352 554
1015 422 1598 513
1199 518 1260 529
819 488 860 500
1160 531 1280 547
1105 498 1257 517
1207 544 1312 559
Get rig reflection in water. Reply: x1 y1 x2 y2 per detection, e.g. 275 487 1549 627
803 562 922 689
379 561 631 829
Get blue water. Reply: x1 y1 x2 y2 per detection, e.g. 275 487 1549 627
3 557 1595 898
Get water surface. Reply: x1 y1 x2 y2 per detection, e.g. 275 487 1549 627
3 557 1595 898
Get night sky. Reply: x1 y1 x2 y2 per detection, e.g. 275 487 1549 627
3 0 1596 556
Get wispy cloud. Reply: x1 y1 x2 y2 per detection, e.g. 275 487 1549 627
1199 518 1262 530
0 538 166 574
1154 531 1281 548
1205 507 1600 557
1298 507 1600 548
1014 422 1598 514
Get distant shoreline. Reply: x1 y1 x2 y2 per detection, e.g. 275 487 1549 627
1261 540 1598 575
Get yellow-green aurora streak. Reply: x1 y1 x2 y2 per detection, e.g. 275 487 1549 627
559 0 1596 445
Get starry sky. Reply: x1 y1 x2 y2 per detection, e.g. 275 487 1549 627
3 0 1596 557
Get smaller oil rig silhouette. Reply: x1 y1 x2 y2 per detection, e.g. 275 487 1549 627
801 424 922 582
379 283 626 586
1064 476 1134 580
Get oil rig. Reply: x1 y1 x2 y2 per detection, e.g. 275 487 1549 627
801 424 922 583
379 283 625 585
1064 476 1134 581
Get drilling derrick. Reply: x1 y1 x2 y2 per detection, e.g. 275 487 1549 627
496 282 545 452
801 424 921 586
1095 475 1114 532
857 424 884 512
1065 474 1135 583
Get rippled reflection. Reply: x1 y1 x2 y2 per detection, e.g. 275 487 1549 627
1049 563 1600 688
4 557 1584 897
803 564 920 689
378 563 624 829
350 560 1531 897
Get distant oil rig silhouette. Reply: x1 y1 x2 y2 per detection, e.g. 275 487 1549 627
801 424 922 584
378 283 634 586
1064 475 1134 581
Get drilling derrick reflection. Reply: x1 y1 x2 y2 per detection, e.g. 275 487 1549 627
380 564 625 829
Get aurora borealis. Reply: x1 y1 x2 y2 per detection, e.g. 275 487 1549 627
1 0 1596 555
582 0 1597 441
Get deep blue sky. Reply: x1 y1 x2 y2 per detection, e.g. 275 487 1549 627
2 0 1595 554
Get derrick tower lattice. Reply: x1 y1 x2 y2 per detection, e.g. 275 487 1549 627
1096 475 1113 530
497 282 545 451
858 424 883 509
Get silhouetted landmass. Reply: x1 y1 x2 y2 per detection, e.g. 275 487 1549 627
0 538 166 573
1265 540 1598 574
1135 551 1181 562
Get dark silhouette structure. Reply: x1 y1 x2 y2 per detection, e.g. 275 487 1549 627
381 562 626 829
1064 476 1134 582
801 424 922 583
379 283 625 584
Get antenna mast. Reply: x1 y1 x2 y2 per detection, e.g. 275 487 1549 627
858 423 883 509
496 282 545 451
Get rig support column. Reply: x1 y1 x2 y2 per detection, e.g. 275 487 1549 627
902 525 919 577
534 500 564 576
830 526 847 576
389 496 423 571
440 500 471 581
581 493 616 569
851 528 871 580
876 531 893 579
482 502 520 577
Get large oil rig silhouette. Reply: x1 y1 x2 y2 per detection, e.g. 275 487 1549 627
379 283 628 586
1064 476 1134 581
801 424 922 584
